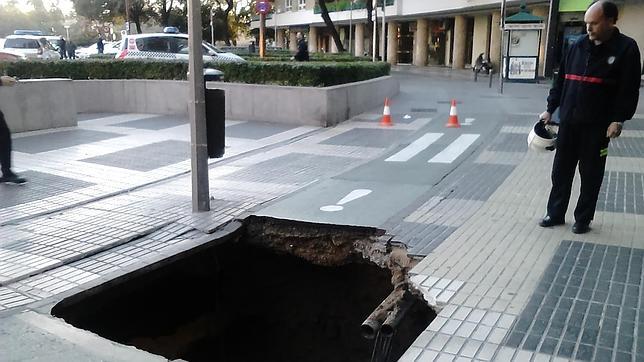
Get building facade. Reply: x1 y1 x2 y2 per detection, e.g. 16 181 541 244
253 0 644 78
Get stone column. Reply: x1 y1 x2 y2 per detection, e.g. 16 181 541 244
355 23 365 56
276 29 285 48
387 21 398 64
289 30 297 51
414 18 429 66
452 15 467 69
445 29 452 66
472 14 491 67
532 6 549 77
490 11 502 71
308 26 318 53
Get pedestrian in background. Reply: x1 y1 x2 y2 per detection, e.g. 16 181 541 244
97 36 104 54
67 41 76 59
293 32 309 61
0 76 27 185
58 36 67 59
538 1 641 234
248 41 256 54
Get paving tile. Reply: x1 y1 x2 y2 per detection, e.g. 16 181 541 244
81 140 190 172
506 240 644 360
321 128 412 148
111 114 187 130
428 333 451 351
443 336 467 355
0 171 94 209
13 129 123 153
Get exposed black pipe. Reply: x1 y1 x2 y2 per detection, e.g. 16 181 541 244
380 295 415 337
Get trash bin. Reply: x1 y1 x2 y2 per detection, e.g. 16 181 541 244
204 87 225 158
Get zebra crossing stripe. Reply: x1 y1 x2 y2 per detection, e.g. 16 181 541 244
428 134 480 163
385 133 443 162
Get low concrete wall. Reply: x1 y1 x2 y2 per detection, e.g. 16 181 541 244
0 79 77 133
74 76 399 127
208 76 400 127
74 79 189 115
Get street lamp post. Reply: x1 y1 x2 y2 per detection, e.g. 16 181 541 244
499 0 507 94
210 7 215 46
349 0 354 55
274 9 280 47
372 0 377 62
64 25 70 40
381 0 386 62
124 0 131 34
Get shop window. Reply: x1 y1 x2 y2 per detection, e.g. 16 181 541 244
298 0 306 10
286 0 293 11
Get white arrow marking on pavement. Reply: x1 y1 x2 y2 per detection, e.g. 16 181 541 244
320 189 373 212
403 114 412 119
462 118 475 125
428 134 480 163
385 133 443 162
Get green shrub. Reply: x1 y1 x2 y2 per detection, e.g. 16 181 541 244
0 59 390 87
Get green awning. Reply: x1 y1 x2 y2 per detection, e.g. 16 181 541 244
559 0 593 12
505 4 544 23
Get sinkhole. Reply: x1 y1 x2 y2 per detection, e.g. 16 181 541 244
52 216 435 362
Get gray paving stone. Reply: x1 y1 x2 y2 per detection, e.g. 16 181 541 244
111 114 187 130
597 171 644 215
610 137 644 157
486 133 527 153
225 121 295 140
321 128 412 148
505 240 644 360
81 140 190 171
220 153 355 185
13 129 124 153
0 171 94 209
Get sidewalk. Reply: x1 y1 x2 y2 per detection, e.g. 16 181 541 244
1 71 643 361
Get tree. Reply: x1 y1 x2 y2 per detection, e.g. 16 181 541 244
153 0 174 26
128 0 154 34
318 0 344 52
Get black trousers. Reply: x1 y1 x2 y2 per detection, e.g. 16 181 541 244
546 122 610 224
0 110 12 176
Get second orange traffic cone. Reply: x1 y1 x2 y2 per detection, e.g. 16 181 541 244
445 99 461 128
380 98 393 127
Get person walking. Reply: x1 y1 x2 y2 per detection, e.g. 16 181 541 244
538 1 641 234
97 36 104 54
293 32 309 61
58 36 67 59
67 41 76 59
0 76 27 185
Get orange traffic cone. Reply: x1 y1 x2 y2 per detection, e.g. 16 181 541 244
380 98 393 127
445 99 461 128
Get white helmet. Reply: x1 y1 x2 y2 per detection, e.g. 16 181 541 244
527 121 558 152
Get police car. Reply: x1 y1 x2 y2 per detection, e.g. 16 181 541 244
115 27 246 64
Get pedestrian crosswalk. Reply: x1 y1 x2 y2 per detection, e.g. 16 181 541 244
385 132 480 164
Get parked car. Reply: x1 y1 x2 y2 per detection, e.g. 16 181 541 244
115 30 246 64
0 49 27 61
2 35 58 60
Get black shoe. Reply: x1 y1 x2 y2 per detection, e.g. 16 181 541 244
539 215 565 227
572 222 591 234
0 173 27 185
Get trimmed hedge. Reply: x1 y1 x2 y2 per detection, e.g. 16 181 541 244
243 53 373 62
0 59 390 87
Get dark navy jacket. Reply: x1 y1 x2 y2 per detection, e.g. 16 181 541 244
547 28 641 125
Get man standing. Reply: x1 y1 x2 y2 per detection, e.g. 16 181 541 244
539 1 641 234
293 32 309 61
0 76 27 185
58 36 67 59
97 36 104 54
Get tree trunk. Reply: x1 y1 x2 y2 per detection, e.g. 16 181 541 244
319 0 344 52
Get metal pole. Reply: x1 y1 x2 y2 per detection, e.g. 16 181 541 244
210 8 215 46
274 9 278 47
498 0 507 94
124 0 131 34
188 0 210 212
381 0 386 62
372 0 377 62
544 0 560 78
260 13 266 58
349 0 353 55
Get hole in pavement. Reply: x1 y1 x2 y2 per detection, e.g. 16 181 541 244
51 216 435 362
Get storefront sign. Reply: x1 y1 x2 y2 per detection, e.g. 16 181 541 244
559 0 593 12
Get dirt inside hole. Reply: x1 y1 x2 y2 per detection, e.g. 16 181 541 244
52 217 435 362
